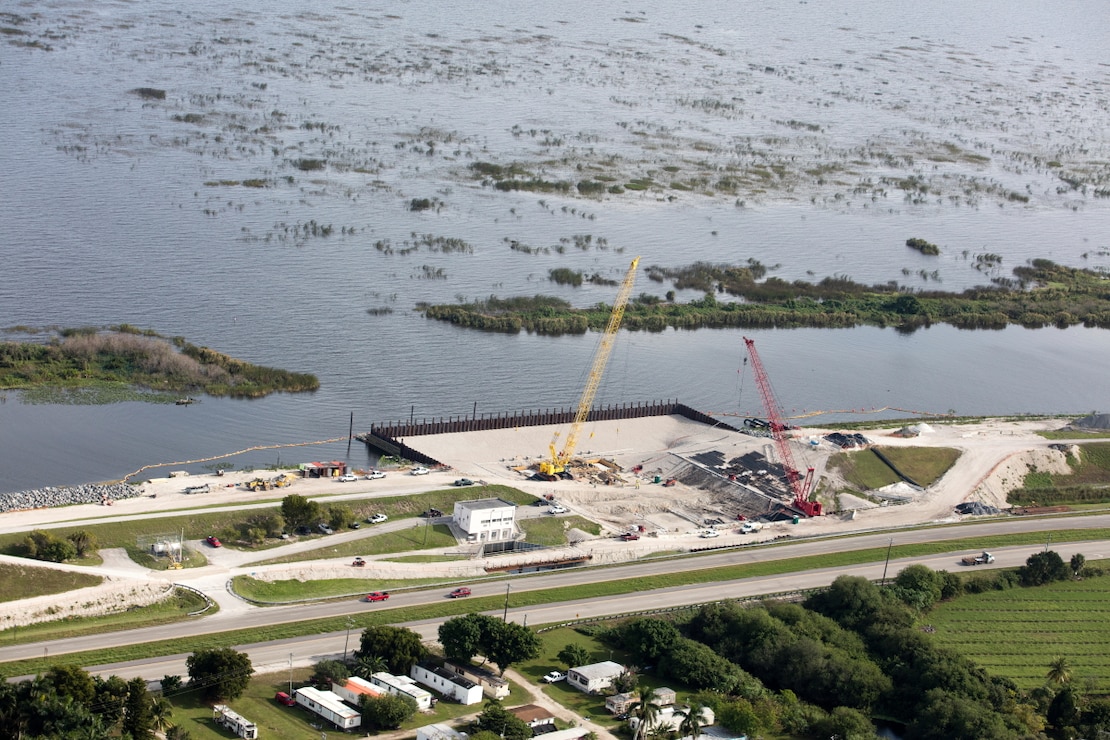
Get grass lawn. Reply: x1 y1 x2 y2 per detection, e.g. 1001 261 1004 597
0 561 102 602
0 587 211 646
233 575 451 603
519 515 600 545
926 575 1110 692
828 446 960 490
252 524 459 565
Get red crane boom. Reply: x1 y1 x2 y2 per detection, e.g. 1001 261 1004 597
742 336 822 517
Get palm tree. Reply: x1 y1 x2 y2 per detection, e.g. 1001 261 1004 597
150 696 173 734
353 654 387 680
1047 657 1072 685
630 696 662 740
677 705 704 740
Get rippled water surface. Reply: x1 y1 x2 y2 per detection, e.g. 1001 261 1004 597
2 0 1109 492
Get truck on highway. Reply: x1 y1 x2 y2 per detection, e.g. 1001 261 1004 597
961 551 995 566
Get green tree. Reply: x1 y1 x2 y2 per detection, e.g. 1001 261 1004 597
160 674 183 693
891 564 944 611
166 725 192 740
1020 551 1070 586
280 494 319 529
439 614 487 662
630 696 663 740
483 621 541 675
122 676 155 740
47 664 96 704
66 530 97 559
328 504 352 530
1047 685 1080 734
677 705 706 740
356 625 427 675
150 695 174 734
185 648 253 702
23 530 77 562
817 706 879 740
1046 657 1072 686
353 654 388 680
473 700 533 740
310 659 350 689
618 618 681 661
361 693 418 730
1070 553 1086 577
557 642 591 669
94 674 131 729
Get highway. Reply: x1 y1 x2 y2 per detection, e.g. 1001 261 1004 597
4 513 1107 681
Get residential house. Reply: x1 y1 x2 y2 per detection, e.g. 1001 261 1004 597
411 662 483 706
566 661 624 694
331 676 382 707
294 687 362 730
371 671 434 710
445 660 510 700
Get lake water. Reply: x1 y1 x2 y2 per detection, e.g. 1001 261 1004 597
2 0 1109 493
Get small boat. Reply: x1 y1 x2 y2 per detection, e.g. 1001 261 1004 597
175 397 196 406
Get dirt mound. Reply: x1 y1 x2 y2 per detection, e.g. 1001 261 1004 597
1070 413 1110 430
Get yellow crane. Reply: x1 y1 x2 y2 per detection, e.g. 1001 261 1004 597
539 256 640 478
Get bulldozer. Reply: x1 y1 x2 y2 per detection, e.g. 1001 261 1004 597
244 477 272 492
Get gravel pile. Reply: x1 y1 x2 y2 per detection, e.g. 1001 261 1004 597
0 483 142 513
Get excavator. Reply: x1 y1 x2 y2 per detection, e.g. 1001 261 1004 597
538 257 639 479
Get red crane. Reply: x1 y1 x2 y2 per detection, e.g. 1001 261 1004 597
742 336 822 517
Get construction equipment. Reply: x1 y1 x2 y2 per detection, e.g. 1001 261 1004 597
742 336 822 517
539 257 640 478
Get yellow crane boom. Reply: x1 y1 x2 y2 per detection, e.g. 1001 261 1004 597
540 257 640 477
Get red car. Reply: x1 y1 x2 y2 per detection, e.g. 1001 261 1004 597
619 532 640 541
206 535 222 548
365 591 390 602
448 587 472 598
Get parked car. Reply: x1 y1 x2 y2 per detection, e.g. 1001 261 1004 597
448 587 472 598
740 521 763 534
365 470 386 480
422 508 444 518
365 591 390 602
294 525 312 536
699 529 720 538
453 478 474 487
349 521 361 529
619 532 640 541
352 557 366 567
367 513 388 524
410 466 430 476
205 535 222 548
542 671 567 683
275 691 296 707
337 473 358 482
318 523 334 535
548 504 568 515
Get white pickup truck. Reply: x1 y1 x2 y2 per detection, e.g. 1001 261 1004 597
740 521 763 534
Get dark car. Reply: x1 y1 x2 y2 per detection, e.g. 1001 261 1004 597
294 525 312 536
422 508 444 518
453 478 474 487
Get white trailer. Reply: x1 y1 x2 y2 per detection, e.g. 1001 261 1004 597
294 686 362 730
214 704 258 739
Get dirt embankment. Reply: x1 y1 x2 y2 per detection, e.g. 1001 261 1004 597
971 446 1073 508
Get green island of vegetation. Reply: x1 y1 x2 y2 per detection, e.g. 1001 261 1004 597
421 259 1110 335
0 325 319 402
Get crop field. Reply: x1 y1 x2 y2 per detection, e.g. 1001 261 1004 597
926 576 1110 691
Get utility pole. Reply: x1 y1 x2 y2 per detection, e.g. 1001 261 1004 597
343 617 355 662
503 582 512 621
289 653 293 695
881 538 893 586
